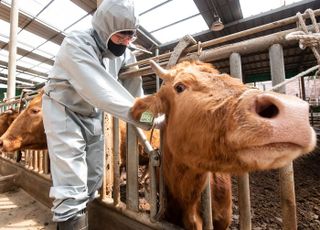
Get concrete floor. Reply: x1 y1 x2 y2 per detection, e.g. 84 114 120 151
0 188 55 230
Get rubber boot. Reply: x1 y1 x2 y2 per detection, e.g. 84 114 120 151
57 209 88 230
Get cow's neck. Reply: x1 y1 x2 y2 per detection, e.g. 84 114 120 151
163 143 209 229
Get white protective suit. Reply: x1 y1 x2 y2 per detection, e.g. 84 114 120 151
42 0 145 222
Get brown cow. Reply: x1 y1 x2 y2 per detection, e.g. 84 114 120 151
0 86 233 229
0 108 19 136
130 60 317 230
0 91 47 151
0 108 22 162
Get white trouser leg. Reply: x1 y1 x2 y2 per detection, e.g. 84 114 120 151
42 95 104 222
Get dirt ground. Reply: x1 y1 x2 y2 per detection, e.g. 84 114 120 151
230 147 320 229
0 188 55 230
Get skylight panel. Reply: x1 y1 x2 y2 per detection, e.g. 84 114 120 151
37 42 60 57
138 0 200 32
33 49 55 59
134 0 168 15
240 0 305 18
64 15 93 34
17 73 46 83
0 20 10 37
136 0 208 43
2 0 52 18
18 30 47 49
152 15 208 44
32 63 52 73
0 50 9 62
36 0 88 31
17 57 41 69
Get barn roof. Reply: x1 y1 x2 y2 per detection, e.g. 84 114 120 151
0 0 319 93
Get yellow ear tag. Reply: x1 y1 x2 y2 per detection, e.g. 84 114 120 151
140 111 154 123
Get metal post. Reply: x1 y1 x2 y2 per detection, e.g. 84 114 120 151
230 52 252 230
126 124 139 211
113 117 120 206
201 174 213 230
7 0 19 99
103 113 114 200
39 150 44 174
269 44 297 230
300 76 306 101
155 48 160 92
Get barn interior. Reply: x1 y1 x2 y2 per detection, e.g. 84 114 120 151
0 0 320 229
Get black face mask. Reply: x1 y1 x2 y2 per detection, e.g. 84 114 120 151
107 39 127 57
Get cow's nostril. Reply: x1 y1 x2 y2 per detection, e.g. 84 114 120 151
255 100 279 119
0 139 3 147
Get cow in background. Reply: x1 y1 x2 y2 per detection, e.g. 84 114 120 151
0 108 22 161
0 108 19 136
130 60 317 230
0 91 157 170
0 91 47 151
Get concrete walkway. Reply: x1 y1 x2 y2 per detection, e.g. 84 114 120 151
0 188 55 230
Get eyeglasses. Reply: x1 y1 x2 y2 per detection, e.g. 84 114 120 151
112 32 137 44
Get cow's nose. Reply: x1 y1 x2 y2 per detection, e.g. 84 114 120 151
254 92 315 148
255 95 280 119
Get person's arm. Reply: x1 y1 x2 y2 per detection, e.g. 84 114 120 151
57 37 151 129
120 50 144 98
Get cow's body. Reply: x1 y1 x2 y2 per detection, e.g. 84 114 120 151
130 60 317 230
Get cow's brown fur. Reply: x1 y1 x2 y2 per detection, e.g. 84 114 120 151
0 91 47 151
130 60 316 230
0 109 19 136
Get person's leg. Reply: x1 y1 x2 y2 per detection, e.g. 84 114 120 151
42 95 89 226
78 113 104 200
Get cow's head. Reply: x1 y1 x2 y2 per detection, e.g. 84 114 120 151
0 90 46 152
131 60 317 173
0 109 19 136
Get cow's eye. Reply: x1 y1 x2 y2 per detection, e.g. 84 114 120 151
174 83 186 93
30 108 40 114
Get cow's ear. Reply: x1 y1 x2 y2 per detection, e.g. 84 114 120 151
131 95 164 122
149 60 175 81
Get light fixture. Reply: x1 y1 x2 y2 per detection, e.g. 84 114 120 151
211 15 224 31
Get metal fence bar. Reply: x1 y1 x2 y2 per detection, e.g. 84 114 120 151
230 52 252 230
201 174 213 230
269 43 297 230
126 124 139 211
113 117 121 206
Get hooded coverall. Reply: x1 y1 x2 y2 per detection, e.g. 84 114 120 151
42 0 145 222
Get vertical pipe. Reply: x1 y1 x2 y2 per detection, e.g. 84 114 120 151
230 52 252 230
44 150 49 174
300 76 306 101
269 44 297 230
34 150 38 172
201 174 213 230
113 117 120 206
103 113 114 201
7 0 19 99
155 48 160 92
126 124 139 211
39 150 44 174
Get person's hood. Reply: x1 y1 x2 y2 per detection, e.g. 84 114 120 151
91 0 139 56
